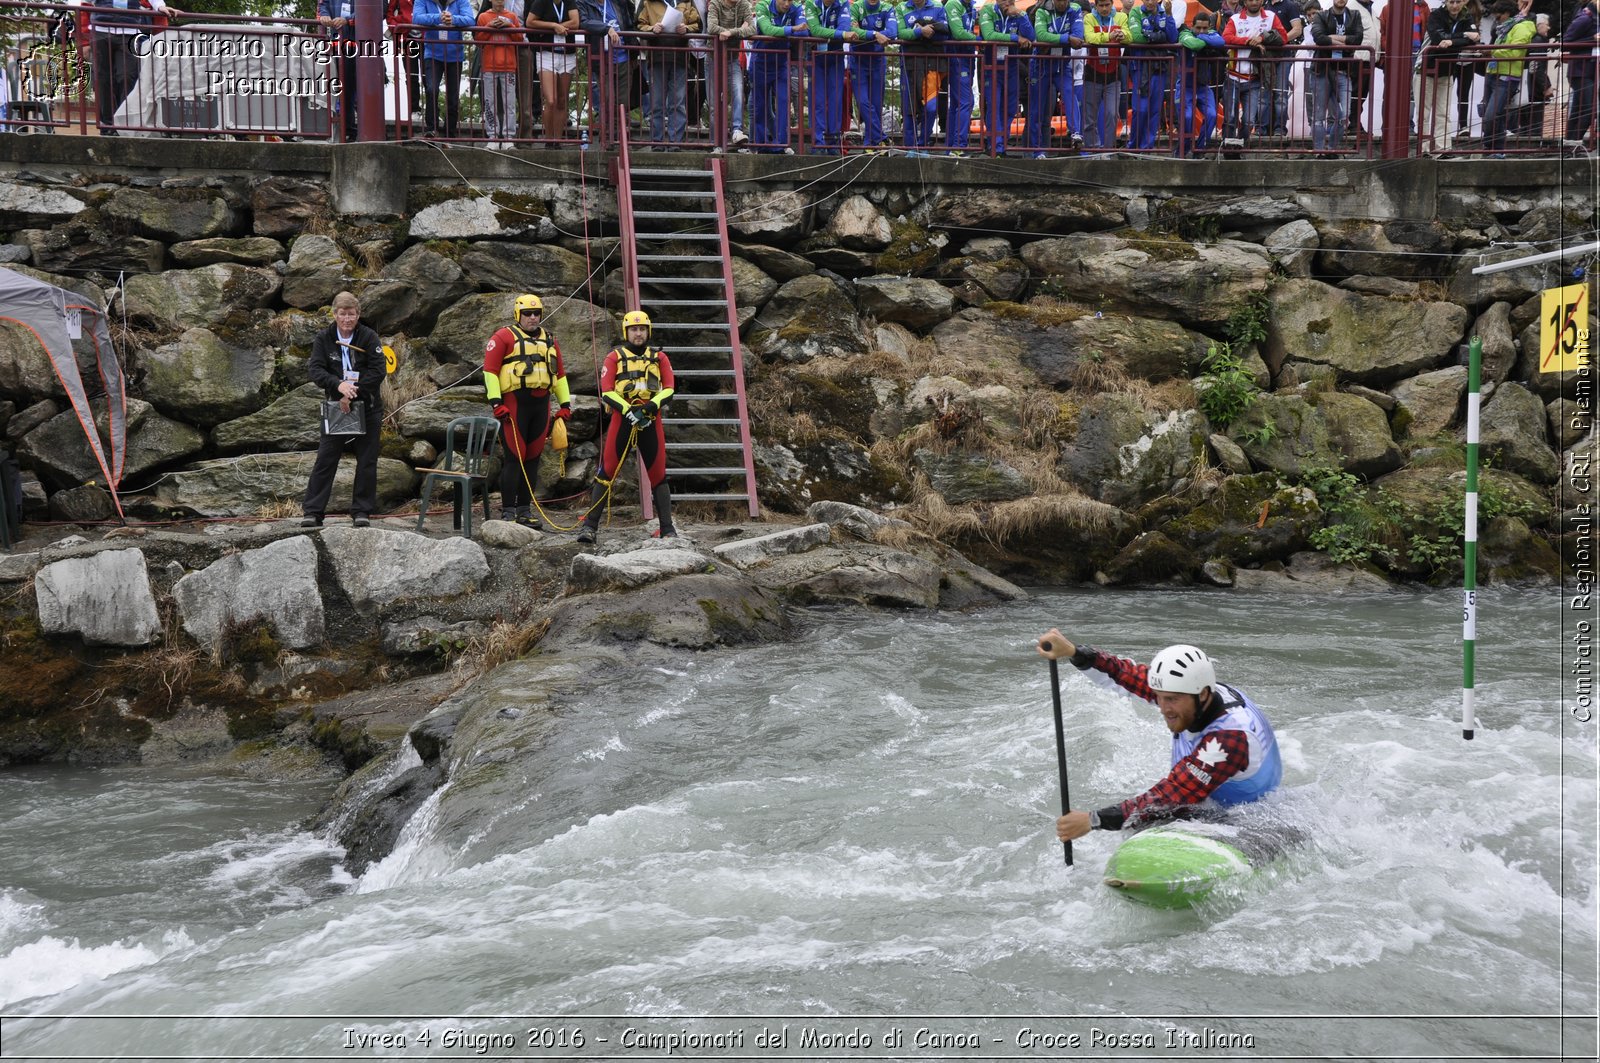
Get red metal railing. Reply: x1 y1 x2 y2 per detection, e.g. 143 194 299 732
2 0 1593 161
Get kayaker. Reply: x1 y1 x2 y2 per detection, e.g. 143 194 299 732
1035 630 1283 842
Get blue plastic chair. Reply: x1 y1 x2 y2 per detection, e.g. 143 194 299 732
415 416 502 538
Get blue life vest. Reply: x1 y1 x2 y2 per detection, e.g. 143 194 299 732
1170 683 1282 806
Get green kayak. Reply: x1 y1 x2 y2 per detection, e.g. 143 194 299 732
1103 819 1303 909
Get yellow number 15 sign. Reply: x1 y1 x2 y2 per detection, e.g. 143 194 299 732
1541 282 1592 374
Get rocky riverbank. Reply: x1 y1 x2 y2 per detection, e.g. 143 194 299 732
0 155 1591 824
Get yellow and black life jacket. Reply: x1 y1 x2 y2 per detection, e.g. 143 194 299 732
613 347 664 404
497 325 554 393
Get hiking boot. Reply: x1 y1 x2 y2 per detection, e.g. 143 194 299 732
352 515 371 528
300 515 323 528
575 526 596 544
499 508 516 522
514 506 543 530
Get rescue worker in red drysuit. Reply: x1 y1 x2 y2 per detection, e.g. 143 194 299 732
576 309 677 544
483 293 571 528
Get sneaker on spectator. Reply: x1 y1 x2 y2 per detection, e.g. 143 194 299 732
730 128 748 147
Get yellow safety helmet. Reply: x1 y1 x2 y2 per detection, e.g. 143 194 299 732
514 294 543 316
622 309 652 335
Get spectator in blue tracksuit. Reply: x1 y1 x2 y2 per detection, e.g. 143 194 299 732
850 0 898 148
1127 0 1177 149
896 0 950 152
978 0 1034 155
414 0 477 138
753 0 809 151
1029 0 1081 156
806 0 855 152
1175 10 1226 155
944 0 980 153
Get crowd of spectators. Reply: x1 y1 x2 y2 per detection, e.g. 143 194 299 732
12 0 1598 155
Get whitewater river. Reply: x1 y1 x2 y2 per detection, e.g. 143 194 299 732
1 587 1593 1061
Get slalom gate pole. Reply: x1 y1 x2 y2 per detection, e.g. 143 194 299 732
1463 336 1482 741
1046 653 1073 867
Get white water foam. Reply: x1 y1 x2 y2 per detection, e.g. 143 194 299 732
0 929 194 1008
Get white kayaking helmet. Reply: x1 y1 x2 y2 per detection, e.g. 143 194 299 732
1148 644 1215 696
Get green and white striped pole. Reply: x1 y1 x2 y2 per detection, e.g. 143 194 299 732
1463 336 1482 741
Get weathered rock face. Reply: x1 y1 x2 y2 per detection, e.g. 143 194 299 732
1020 234 1273 328
931 189 1126 235
1024 314 1210 385
711 523 832 567
357 243 472 335
459 242 593 295
167 236 287 268
35 549 162 647
1265 279 1470 385
18 399 205 489
855 276 957 330
748 274 866 363
1479 381 1560 484
1314 219 1454 280
1227 393 1339 478
212 383 326 453
252 177 331 239
566 541 714 593
174 535 325 651
151 454 416 516
321 526 489 611
20 214 165 275
734 243 813 281
1309 391 1403 479
102 188 239 243
826 195 893 250
1264 219 1319 278
1159 474 1321 566
1471 301 1519 384
125 264 282 334
393 388 495 445
48 484 114 522
282 235 353 311
0 180 87 230
139 328 275 427
1058 394 1205 507
726 189 813 244
1099 530 1198 586
914 449 1032 504
409 196 513 240
1390 365 1466 439
549 572 791 649
730 257 779 310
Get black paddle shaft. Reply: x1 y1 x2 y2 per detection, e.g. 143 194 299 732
1046 653 1073 867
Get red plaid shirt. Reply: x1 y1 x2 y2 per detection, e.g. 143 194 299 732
1084 649 1253 827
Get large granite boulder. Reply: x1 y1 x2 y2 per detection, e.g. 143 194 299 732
1478 381 1560 484
1158 473 1322 566
168 236 287 268
730 257 779 310
320 526 489 611
35 548 162 647
252 177 331 239
124 264 281 334
151 454 415 516
459 242 593 295
748 274 867 363
1471 301 1519 384
1390 365 1467 440
212 384 326 453
173 535 326 652
931 189 1126 235
282 235 354 311
825 195 893 250
1265 218 1319 277
19 213 165 275
548 572 790 649
1314 219 1454 280
913 449 1032 504
1226 393 1340 478
392 387 494 445
1264 279 1470 385
101 187 238 243
566 541 714 593
357 243 472 335
0 317 63 402
1022 313 1211 385
1019 234 1273 328
1309 391 1403 479
726 189 813 244
0 180 87 230
1059 394 1205 507
17 398 205 489
855 276 957 330
138 328 275 427
1098 530 1200 586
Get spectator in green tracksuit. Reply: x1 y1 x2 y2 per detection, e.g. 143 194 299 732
945 0 981 151
1480 0 1534 154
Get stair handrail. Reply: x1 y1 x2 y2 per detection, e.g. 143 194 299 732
708 156 760 518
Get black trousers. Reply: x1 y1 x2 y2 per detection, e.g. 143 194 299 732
302 403 383 517
93 33 139 128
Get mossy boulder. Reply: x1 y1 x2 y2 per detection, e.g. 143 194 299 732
913 449 1031 504
1158 473 1322 566
140 327 275 427
1265 278 1469 386
17 398 204 489
1313 219 1455 281
748 275 866 363
213 383 328 453
1025 314 1211 386
102 187 239 243
282 235 354 311
1307 390 1402 479
1098 530 1199 586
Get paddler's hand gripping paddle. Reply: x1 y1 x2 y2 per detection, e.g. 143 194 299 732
1042 640 1073 867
